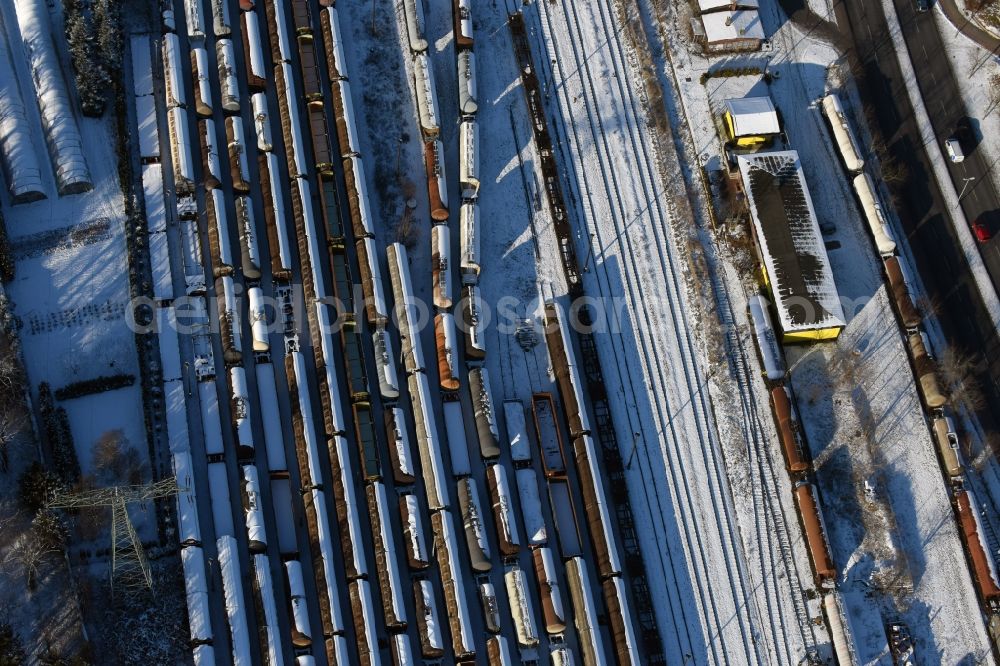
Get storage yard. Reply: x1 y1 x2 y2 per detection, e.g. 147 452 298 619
0 0 998 664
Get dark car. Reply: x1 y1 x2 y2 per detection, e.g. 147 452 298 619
972 217 992 243
916 0 929 11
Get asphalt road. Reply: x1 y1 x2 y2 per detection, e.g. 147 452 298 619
828 0 1000 424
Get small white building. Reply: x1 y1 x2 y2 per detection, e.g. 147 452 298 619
700 10 765 52
723 96 781 145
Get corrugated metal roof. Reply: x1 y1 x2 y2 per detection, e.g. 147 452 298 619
738 151 845 333
725 96 780 136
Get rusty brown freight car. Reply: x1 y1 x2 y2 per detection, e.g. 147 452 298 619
298 37 323 106
424 140 449 221
956 489 1000 604
308 105 335 179
290 0 313 36
883 256 921 330
770 386 810 474
794 481 836 588
532 548 567 634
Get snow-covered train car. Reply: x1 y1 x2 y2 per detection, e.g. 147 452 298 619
431 510 476 659
573 435 622 580
348 580 380 666
216 39 241 113
516 467 548 547
343 155 375 237
162 32 186 109
241 11 268 92
388 243 427 375
255 363 287 474
289 351 324 489
183 0 206 40
399 493 429 569
821 93 864 173
550 647 574 666
353 403 382 481
252 93 273 152
331 80 361 158
442 400 472 478
241 464 267 552
908 332 946 410
315 302 348 436
217 535 253 664
603 576 640 665
884 256 921 330
225 116 251 192
487 464 522 557
320 8 349 80
459 120 479 199
181 546 213 644
403 0 428 53
385 408 415 484
367 481 408 630
252 554 285 665
308 488 348 634
150 230 173 301
932 415 964 478
435 314 460 392
852 172 896 256
565 557 607 666
284 560 313 647
190 47 213 117
260 153 294 279
206 187 234 275
414 580 444 658
144 164 169 228
460 202 481 284
414 53 441 138
424 140 449 221
747 294 785 382
549 480 582 558
543 301 592 439
0 31 44 202
292 179 329 302
276 62 309 178
208 461 234 537
192 645 215 666
479 582 501 633
199 382 226 456
199 119 223 189
504 400 531 464
135 93 160 161
216 275 243 365
505 566 540 648
823 593 855 666
408 372 450 510
432 224 453 309
264 0 295 64
469 367 500 459
247 286 269 352
173 450 202 546
211 0 231 36
14 0 91 194
391 634 415 666
461 285 487 361
329 435 367 582
356 237 389 326
457 477 492 572
453 0 473 50
165 379 190 456
167 107 196 194
457 51 478 115
533 547 567 634
372 328 401 400
236 197 262 279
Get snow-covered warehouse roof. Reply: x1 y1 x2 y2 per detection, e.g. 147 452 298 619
725 97 780 136
699 0 760 12
701 10 765 43
737 151 845 336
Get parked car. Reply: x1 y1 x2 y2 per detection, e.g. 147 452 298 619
916 0 929 11
945 137 965 163
972 217 992 243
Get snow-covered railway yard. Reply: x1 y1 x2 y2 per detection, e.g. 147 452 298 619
1 0 999 662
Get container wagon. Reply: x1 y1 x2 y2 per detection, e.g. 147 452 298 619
432 224 454 309
443 400 473 478
431 510 476 659
487 464 522 557
460 202 481 283
770 385 810 474
533 547 567 634
453 0 473 50
470 367 501 458
353 402 382 480
385 407 416 485
883 257 921 330
216 39 241 113
414 580 445 658
748 294 785 382
566 557 607 666
516 467 548 547
457 51 478 115
956 489 1000 605
457 477 492 571
907 332 946 409
533 393 566 478
852 173 896 256
388 243 427 374
190 47 213 117
403 0 428 53
367 482 408 630
505 400 532 464
320 8 348 80
241 11 268 91
480 582 501 633
414 53 441 138
400 493 430 569
795 481 836 589
821 93 864 173
932 415 964 478
424 140 449 221
573 435 622 579
462 285 487 360
459 120 479 199
373 329 401 400
505 566 540 648
435 313 461 391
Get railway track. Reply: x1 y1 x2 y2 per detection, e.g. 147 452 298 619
518 0 821 662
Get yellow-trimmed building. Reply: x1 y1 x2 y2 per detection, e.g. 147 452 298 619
724 96 781 147
737 151 845 342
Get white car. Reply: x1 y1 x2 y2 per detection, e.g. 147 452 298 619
945 137 965 163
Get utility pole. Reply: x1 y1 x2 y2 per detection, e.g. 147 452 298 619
959 176 976 201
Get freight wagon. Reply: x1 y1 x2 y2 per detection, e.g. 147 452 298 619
487 464 522 557
470 367 501 458
573 435 622 579
331 80 361 158
822 93 864 173
424 140 449 221
236 197 262 279
795 481 836 588
388 243 427 374
453 0 474 50
356 237 389 326
373 328 401 400
414 580 444 657
457 477 492 571
480 582 501 633
385 407 416 484
533 547 567 634
432 224 454 308
241 11 268 91
320 8 348 81
443 399 472 478
367 482 408 630
199 119 222 189
229 366 256 457
566 557 607 666
403 0 428 53
216 39 241 113
460 202 481 283
435 313 461 391
883 256 921 330
408 372 450 510
400 494 430 569
769 385 810 474
533 393 566 477
284 560 313 647
459 120 479 199
414 54 441 138
516 467 548 547
603 577 641 665
462 285 487 360
190 47 213 117
431 510 476 659
353 402 382 480
907 332 946 409
348 580 380 666
505 566 540 648
457 51 478 115
543 301 591 437
852 172 896 256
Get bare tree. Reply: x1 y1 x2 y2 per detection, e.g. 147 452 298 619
0 409 26 473
5 511 65 591
91 430 142 485
938 346 987 412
